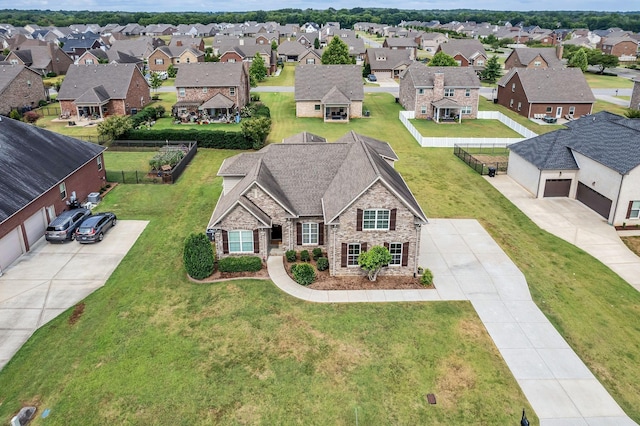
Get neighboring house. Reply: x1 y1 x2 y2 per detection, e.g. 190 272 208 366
0 64 45 115
382 37 418 59
598 36 639 61
59 33 103 60
5 44 73 75
218 44 276 75
148 46 204 72
365 48 412 79
173 62 250 117
206 131 428 277
301 22 320 33
417 32 448 52
435 39 487 69
76 48 144 70
277 40 318 63
0 117 106 272
496 67 595 119
294 64 364 122
631 78 640 110
399 62 481 122
145 24 178 36
296 32 318 47
169 35 205 52
255 33 278 46
107 37 163 60
504 47 564 70
563 37 594 49
507 112 640 226
57 63 150 118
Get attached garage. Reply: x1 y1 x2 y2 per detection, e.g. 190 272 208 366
0 227 24 271
543 179 571 197
577 182 612 219
23 208 47 249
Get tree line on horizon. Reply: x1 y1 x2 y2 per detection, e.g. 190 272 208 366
1 8 639 32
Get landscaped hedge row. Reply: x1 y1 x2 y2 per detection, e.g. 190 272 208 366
124 129 252 149
218 256 262 273
183 233 215 280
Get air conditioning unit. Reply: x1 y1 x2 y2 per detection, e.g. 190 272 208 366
87 192 101 204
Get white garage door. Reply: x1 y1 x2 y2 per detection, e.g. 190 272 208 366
0 227 24 271
24 208 47 248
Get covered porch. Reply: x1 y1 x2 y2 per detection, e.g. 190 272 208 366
74 85 110 120
199 93 236 122
322 86 351 122
432 98 462 123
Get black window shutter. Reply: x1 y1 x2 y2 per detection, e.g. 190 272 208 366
401 242 409 266
296 222 302 245
318 222 324 245
253 229 260 253
222 230 229 254
356 209 363 231
384 242 389 250
389 209 397 230
341 243 347 267
627 201 634 219
361 242 368 252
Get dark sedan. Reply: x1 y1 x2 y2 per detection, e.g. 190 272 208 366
76 212 117 243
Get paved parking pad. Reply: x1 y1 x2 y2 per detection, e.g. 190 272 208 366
0 220 148 370
267 218 636 425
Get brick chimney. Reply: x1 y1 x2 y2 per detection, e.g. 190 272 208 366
434 72 444 97
556 44 563 60
176 40 182 47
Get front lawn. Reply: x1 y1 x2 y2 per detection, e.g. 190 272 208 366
258 63 295 86
584 72 634 89
592 99 630 116
478 97 565 134
409 118 523 138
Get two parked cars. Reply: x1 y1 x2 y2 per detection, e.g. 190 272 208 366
45 210 116 244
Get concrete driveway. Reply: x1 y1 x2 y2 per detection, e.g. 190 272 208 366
487 175 640 291
0 220 148 370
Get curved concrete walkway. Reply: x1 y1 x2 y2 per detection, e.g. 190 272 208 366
267 219 636 425
486 175 640 291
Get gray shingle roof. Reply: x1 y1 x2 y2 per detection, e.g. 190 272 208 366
294 64 364 102
509 112 640 174
508 47 563 68
401 62 481 88
498 67 595 103
200 93 234 109
282 132 327 143
57 63 143 101
366 48 412 71
438 39 486 61
277 40 309 56
174 62 245 88
0 117 105 223
209 132 426 228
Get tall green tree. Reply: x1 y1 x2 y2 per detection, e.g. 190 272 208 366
241 116 272 150
271 40 278 51
314 37 320 49
568 48 588 72
97 115 132 141
587 50 619 74
249 53 268 87
149 72 163 93
321 36 352 65
428 51 458 67
480 55 502 83
167 64 177 78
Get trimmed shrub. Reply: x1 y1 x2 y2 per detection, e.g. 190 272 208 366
291 263 316 286
218 256 262 273
316 257 329 271
420 268 434 286
124 129 252 149
183 233 215 280
300 250 310 262
312 247 323 261
285 250 297 262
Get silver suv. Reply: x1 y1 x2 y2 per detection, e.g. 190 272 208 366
45 208 92 242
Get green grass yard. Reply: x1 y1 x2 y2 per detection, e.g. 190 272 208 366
258 63 295 86
592 100 630 116
583 72 634 89
103 151 153 171
410 118 523 138
478 97 565 135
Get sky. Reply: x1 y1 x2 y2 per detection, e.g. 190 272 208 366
2 0 636 12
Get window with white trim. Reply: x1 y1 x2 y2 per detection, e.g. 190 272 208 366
178 88 185 97
420 105 427 114
10 59 18 65
302 223 318 244
444 88 454 97
546 106 553 113
348 243 361 266
230 87 236 96
315 104 321 111
363 209 390 230
534 60 541 67
418 88 424 94
509 99 514 107
186 57 191 63
155 58 164 64
476 59 484 66
569 106 575 115
59 182 67 199
228 230 254 253
511 83 516 92
389 242 402 265
630 201 640 219
228 58 236 62
203 87 208 93
97 156 103 171
85 59 94 65
517 102 522 111
306 58 315 64
461 106 472 115
465 88 471 97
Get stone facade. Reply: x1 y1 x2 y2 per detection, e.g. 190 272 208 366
0 66 46 115
148 50 172 72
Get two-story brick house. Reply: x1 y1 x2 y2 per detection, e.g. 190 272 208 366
173 62 250 117
435 39 487 70
399 62 481 122
57 63 150 118
503 47 564 70
0 64 46 115
148 46 205 72
207 131 428 277
496 67 595 119
598 36 638 61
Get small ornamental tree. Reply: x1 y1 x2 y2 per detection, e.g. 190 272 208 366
428 51 458 67
322 36 351 65
241 116 272 150
167 63 177 78
271 40 278 51
358 245 392 281
183 233 215 279
249 53 268 87
97 115 132 140
23 110 41 124
314 37 320 49
149 72 163 93
480 55 502 83
568 48 589 72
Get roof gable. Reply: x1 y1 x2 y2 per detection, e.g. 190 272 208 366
499 68 595 103
174 62 245 88
294 64 364 102
57 63 142 101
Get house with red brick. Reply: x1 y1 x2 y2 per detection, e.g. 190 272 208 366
218 44 276 75
496 67 595 120
76 48 144 70
206 131 428 277
5 43 73 75
435 39 487 70
173 62 250 118
365 48 412 80
598 36 638 61
399 62 481 122
383 37 417 60
0 117 106 272
0 64 46 115
57 63 150 119
504 47 564 70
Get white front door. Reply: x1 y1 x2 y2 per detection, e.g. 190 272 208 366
556 107 563 118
